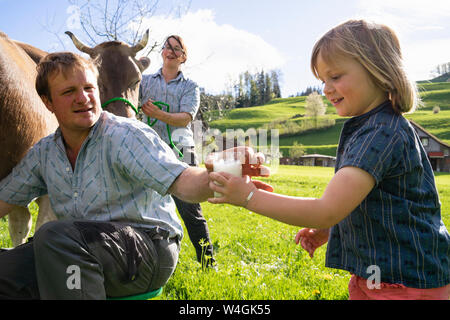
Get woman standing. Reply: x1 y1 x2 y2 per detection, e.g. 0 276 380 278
140 35 215 267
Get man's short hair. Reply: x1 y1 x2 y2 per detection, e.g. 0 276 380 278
36 51 99 101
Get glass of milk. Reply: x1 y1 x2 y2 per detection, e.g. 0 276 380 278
212 153 243 197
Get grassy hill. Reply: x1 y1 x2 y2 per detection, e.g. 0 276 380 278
4 166 447 299
209 82 450 157
210 96 308 132
419 72 450 83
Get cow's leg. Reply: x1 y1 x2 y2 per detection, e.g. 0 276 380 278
8 205 32 247
35 195 57 231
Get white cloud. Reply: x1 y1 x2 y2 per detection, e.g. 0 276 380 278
354 0 450 81
356 0 450 28
404 38 450 80
136 9 285 94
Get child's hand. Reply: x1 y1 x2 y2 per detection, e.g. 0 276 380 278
295 228 330 258
208 172 273 207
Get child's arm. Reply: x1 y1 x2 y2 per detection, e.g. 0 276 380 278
208 166 375 229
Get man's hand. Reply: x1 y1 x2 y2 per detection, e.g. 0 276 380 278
169 147 273 205
204 146 271 177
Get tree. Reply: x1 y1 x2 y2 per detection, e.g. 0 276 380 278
196 88 235 126
296 85 323 97
271 70 281 98
305 91 326 128
68 0 157 45
234 73 246 108
65 0 191 56
241 71 252 108
431 62 450 78
288 141 305 158
257 70 266 105
249 78 259 107
264 73 273 103
232 69 282 108
305 92 326 117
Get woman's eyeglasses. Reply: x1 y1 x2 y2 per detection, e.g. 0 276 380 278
162 44 185 56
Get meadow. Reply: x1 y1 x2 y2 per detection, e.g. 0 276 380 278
3 166 447 300
0 82 449 300
162 166 450 300
164 166 350 300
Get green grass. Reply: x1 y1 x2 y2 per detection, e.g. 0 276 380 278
0 202 38 248
435 172 450 217
163 166 348 300
210 97 308 132
1 166 448 300
2 82 450 299
164 165 450 300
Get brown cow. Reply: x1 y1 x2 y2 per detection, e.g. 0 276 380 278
0 31 59 246
12 40 48 64
65 30 150 118
2 30 150 246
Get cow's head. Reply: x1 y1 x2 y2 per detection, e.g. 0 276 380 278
65 30 150 118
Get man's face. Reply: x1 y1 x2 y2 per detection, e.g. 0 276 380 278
43 66 101 139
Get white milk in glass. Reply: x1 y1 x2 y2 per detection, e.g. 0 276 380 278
213 158 242 197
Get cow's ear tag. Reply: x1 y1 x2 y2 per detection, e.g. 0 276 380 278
138 57 150 71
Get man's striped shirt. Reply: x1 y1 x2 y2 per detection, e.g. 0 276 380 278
0 111 188 239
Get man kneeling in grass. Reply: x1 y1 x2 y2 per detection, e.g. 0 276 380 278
0 51 271 300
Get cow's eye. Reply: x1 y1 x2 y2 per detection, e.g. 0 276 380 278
130 79 140 89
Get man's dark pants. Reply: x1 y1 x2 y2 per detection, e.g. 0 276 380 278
0 220 179 299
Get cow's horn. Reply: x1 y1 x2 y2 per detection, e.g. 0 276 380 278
65 31 95 56
131 29 149 54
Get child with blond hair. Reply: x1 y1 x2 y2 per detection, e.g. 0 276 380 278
208 20 449 300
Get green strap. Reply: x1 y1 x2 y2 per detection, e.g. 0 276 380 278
101 97 183 158
107 287 163 300
102 97 140 114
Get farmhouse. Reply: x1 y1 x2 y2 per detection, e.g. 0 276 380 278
279 120 450 172
409 120 450 172
280 154 336 167
299 154 336 167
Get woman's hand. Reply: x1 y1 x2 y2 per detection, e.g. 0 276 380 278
141 99 162 119
295 228 330 258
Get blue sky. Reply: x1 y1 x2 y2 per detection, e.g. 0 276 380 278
1 0 450 97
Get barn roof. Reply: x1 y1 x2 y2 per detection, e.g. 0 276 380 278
409 120 450 149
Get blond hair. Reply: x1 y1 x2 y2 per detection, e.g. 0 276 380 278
311 20 419 114
36 51 99 101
